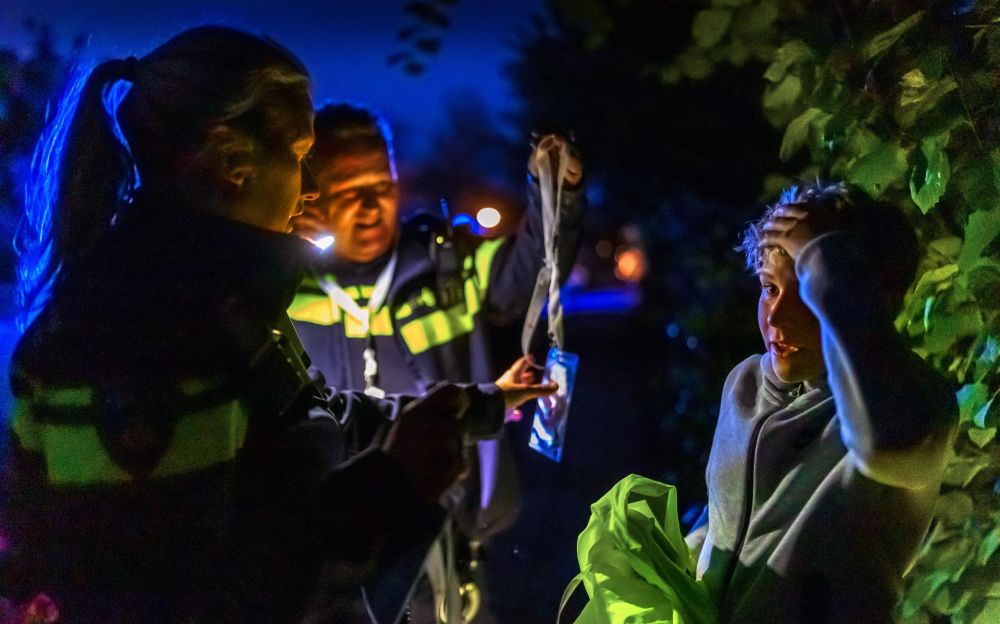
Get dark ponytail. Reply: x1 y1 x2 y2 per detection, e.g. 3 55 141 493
15 27 311 332
15 57 140 331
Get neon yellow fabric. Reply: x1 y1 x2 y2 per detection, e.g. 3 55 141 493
399 302 477 354
13 398 250 486
290 238 505 350
473 238 504 288
561 475 717 624
287 293 341 326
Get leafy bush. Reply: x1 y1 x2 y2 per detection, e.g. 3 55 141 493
666 1 1000 621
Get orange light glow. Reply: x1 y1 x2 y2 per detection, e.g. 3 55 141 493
614 247 646 282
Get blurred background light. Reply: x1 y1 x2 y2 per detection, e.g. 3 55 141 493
476 206 501 228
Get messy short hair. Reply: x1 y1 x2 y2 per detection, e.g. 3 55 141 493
740 182 920 309
311 102 397 178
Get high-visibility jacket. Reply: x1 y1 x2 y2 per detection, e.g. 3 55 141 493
289 178 585 395
1 200 472 623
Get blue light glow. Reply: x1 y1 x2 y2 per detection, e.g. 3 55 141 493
103 79 141 202
14 63 96 333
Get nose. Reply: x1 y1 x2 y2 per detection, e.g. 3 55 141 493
359 188 381 211
300 160 320 202
766 292 791 329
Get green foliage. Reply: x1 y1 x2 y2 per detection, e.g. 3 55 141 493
668 1 1000 622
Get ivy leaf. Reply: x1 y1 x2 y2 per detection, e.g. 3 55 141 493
978 525 1000 566
692 9 733 48
843 124 882 158
972 598 1000 624
914 264 959 295
897 69 957 128
910 132 951 214
958 210 1000 272
902 569 950 618
764 39 813 82
935 491 975 526
736 0 779 38
677 47 713 80
958 383 988 424
969 427 997 447
925 306 983 355
928 237 963 262
780 107 822 161
973 393 996 428
846 139 909 197
861 11 925 60
987 581 1000 598
942 452 993 487
967 259 1000 311
976 335 1000 382
762 74 802 125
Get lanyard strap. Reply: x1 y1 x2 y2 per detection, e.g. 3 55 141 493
521 142 569 355
318 249 398 397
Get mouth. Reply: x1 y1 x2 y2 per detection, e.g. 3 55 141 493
770 341 801 358
355 217 383 230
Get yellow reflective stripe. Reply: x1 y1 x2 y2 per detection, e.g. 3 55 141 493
22 399 249 485
44 387 93 406
474 238 505 292
152 401 248 479
288 293 341 326
343 307 394 338
420 287 437 308
43 423 132 484
400 303 477 354
465 276 481 316
396 302 415 321
12 401 43 452
359 285 374 299
370 307 393 336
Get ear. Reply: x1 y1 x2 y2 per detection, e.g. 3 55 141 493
223 155 255 191
203 124 257 192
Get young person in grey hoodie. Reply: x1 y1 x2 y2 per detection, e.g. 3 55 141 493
689 182 958 623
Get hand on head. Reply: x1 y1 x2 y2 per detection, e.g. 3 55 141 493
758 200 841 262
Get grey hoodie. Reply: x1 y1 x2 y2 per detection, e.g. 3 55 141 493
697 232 957 623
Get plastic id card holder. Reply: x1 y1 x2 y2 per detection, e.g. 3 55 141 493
529 347 579 462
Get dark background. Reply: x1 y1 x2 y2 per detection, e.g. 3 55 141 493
0 1 782 621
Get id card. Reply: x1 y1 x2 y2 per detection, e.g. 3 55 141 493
529 347 579 462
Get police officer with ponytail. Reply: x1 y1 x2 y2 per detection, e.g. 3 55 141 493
2 26 555 624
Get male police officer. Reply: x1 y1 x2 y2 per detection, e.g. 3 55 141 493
289 103 584 621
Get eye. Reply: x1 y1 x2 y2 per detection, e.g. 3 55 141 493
760 282 778 297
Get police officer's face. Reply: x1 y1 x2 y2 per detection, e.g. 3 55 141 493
757 249 825 384
224 100 319 233
307 149 399 262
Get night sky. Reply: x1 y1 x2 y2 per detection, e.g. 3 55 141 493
0 0 540 161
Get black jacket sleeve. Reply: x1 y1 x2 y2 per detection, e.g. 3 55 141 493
484 175 586 324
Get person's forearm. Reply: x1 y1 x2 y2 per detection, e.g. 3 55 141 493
797 233 956 488
484 178 584 323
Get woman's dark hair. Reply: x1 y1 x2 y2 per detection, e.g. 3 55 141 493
15 26 311 331
311 101 397 177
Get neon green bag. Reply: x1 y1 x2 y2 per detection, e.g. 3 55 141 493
559 475 718 624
